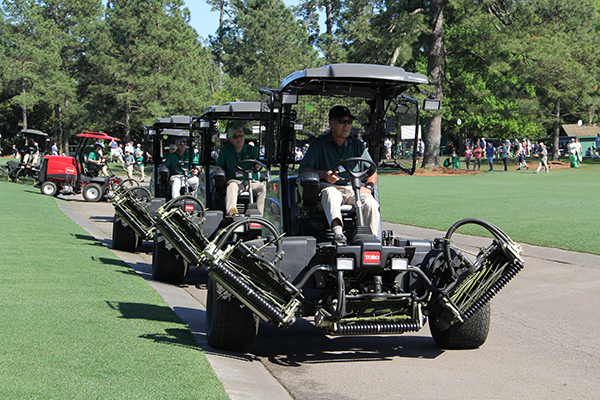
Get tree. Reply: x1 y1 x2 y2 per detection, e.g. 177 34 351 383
2 0 61 131
83 0 215 141
218 0 318 101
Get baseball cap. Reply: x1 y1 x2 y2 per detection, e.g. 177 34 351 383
227 127 244 139
167 144 177 150
329 105 355 120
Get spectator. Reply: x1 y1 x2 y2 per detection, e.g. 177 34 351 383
135 146 145 182
574 138 583 163
500 142 509 171
464 145 472 170
451 150 460 169
109 138 118 162
486 142 495 171
596 133 600 156
472 145 483 171
51 142 58 156
123 150 135 179
516 142 529 170
384 137 392 160
534 142 549 174
12 144 19 159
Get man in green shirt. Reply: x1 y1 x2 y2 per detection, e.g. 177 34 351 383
163 138 200 198
87 143 108 176
215 128 266 216
298 105 381 244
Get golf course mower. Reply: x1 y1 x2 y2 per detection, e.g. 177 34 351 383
5 129 50 183
154 63 525 352
37 131 121 202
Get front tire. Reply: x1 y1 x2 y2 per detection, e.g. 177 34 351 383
41 181 58 196
112 214 139 252
83 183 103 202
151 232 188 283
206 276 259 352
430 302 491 349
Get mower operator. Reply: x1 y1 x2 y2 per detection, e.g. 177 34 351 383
162 138 200 198
298 105 381 244
87 143 108 176
214 127 266 216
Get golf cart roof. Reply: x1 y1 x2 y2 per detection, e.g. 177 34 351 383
18 129 49 137
202 102 269 120
77 131 119 141
151 129 189 138
279 63 429 99
152 115 192 129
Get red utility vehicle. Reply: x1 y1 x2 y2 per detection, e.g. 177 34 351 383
37 131 121 202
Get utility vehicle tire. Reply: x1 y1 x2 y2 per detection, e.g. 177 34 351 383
430 302 491 349
41 181 58 196
83 183 103 202
112 214 139 252
152 232 188 283
206 276 259 352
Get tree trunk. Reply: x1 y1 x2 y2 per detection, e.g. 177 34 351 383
552 98 560 161
422 0 446 170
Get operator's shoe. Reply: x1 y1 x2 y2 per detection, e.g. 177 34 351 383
333 233 347 245
227 207 238 216
534 171 539 174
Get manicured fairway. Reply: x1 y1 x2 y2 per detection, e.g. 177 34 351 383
0 183 227 399
379 163 600 255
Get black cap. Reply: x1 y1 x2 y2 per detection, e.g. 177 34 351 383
329 105 355 120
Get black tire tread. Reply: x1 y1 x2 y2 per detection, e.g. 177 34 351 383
206 277 258 352
430 302 490 349
151 233 188 283
112 214 139 252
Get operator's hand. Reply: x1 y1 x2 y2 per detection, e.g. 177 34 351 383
325 170 339 184
359 186 372 195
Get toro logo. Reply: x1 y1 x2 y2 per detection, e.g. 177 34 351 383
249 222 261 229
65 167 76 175
363 251 381 264
184 204 195 212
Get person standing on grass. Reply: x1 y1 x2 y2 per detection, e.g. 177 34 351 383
517 142 529 170
464 145 472 170
486 142 495 171
500 142 509 171
473 144 482 170
123 150 135 179
451 150 460 169
534 142 549 174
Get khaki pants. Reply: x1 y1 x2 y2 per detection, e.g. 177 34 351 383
226 179 266 215
536 156 549 173
125 164 134 179
170 175 199 198
320 184 381 241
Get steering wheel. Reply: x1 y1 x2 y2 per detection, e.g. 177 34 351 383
332 157 377 185
235 159 265 175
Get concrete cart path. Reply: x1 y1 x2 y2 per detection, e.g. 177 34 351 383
56 196 293 400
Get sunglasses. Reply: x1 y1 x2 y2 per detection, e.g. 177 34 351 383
231 134 244 139
335 118 353 125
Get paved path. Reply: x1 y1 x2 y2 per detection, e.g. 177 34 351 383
59 195 600 399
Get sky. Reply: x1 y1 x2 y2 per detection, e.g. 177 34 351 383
183 1 316 42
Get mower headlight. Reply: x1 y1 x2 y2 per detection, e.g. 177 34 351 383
391 258 408 271
336 258 354 271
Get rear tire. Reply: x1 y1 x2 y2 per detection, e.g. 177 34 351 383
83 183 103 202
41 181 58 196
206 276 259 352
112 214 139 252
151 232 188 283
430 302 491 349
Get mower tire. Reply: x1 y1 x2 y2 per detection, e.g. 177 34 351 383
430 301 491 349
40 181 58 197
206 276 259 352
83 183 103 202
152 232 188 283
112 214 139 252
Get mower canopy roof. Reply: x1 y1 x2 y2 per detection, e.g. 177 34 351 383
78 131 119 141
152 116 191 130
202 102 269 120
18 129 49 138
279 63 429 100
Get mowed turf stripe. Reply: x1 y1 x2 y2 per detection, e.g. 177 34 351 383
0 182 228 399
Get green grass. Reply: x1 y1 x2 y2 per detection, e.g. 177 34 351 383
379 162 600 255
0 183 228 399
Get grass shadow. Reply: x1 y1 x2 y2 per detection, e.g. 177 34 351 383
107 301 185 324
